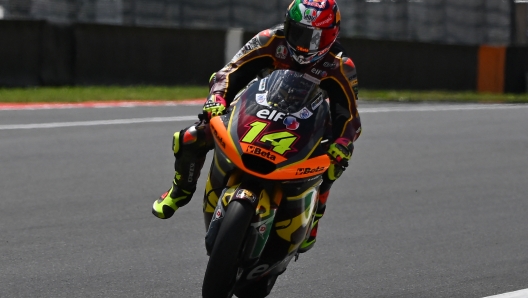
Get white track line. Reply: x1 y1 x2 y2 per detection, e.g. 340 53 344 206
0 100 202 110
358 103 528 113
482 289 528 298
0 104 527 131
0 116 197 130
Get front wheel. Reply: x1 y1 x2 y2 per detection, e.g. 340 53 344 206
202 200 254 298
234 273 280 298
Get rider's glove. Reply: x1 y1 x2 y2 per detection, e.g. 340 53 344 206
327 137 354 180
202 94 227 121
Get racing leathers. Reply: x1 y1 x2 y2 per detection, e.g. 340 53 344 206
152 24 362 252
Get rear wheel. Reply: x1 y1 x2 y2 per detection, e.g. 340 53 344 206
202 200 254 298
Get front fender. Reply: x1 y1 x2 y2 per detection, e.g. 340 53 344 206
205 183 277 261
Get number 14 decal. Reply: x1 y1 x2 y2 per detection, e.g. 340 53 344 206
241 121 298 155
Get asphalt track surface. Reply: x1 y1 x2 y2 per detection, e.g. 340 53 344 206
1 102 527 298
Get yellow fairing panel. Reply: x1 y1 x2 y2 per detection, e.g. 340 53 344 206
274 187 317 249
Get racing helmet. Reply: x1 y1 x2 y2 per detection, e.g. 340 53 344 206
284 0 341 64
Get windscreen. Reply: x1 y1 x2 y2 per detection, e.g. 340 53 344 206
264 70 321 113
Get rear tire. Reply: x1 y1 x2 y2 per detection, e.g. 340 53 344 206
202 200 254 298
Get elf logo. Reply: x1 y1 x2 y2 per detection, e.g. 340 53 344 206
311 68 327 77
256 109 286 122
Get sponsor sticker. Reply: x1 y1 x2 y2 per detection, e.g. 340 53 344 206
255 93 269 106
211 125 226 148
257 224 267 235
258 78 268 91
323 61 338 68
311 94 324 110
236 189 256 201
212 208 223 221
187 163 195 182
296 166 326 175
291 107 313 119
311 68 327 77
283 116 300 130
246 145 277 161
276 45 288 59
314 12 333 27
304 9 318 22
256 109 286 122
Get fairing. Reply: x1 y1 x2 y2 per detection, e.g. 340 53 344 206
210 70 331 180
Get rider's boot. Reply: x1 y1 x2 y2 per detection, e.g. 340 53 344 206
152 125 210 219
152 172 196 219
298 189 329 253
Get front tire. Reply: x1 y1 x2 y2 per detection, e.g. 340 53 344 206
234 273 279 298
202 200 254 298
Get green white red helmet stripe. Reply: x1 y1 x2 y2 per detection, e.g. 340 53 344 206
285 0 340 64
288 0 337 28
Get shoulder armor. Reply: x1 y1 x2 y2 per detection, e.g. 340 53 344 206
340 56 357 86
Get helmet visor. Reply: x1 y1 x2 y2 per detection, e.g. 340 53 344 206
285 20 336 54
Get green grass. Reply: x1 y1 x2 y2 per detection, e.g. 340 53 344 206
0 86 210 103
0 86 527 103
360 90 528 103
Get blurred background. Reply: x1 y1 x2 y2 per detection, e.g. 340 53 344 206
0 0 527 92
0 0 523 45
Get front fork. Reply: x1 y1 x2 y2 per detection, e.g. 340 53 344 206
204 177 281 263
205 175 322 264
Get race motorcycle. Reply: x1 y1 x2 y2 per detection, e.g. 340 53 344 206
202 69 333 298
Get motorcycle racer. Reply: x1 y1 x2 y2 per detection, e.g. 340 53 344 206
152 0 362 253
